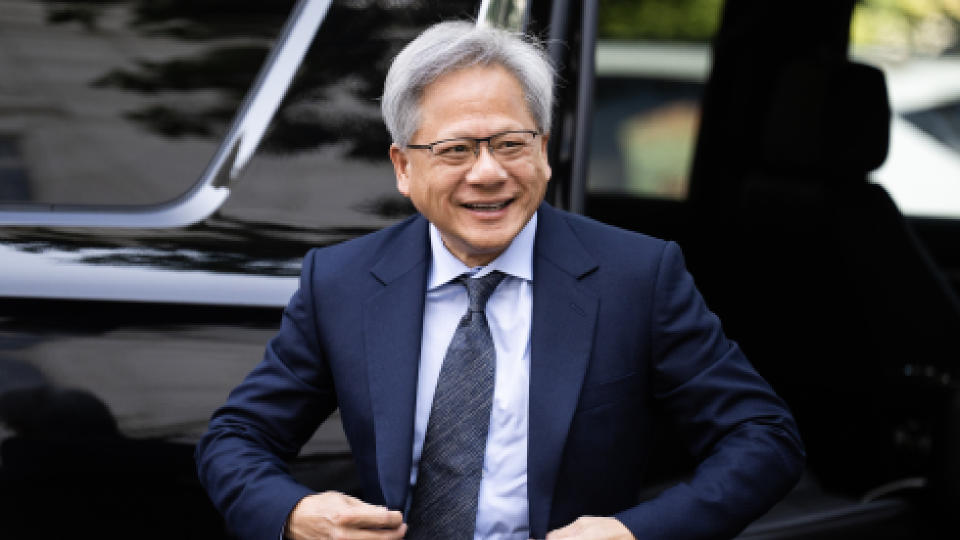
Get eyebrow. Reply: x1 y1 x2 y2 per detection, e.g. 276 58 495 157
435 127 527 140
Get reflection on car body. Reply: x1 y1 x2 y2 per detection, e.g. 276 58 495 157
1 0 959 538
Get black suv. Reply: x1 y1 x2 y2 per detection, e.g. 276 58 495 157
1 1 959 538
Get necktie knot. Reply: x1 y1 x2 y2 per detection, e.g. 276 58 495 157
459 270 506 313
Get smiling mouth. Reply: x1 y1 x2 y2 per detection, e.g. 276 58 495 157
462 199 514 211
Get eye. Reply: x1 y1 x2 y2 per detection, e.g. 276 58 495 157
493 137 527 153
435 141 474 156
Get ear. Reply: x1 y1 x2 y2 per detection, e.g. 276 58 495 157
538 132 552 182
389 143 412 197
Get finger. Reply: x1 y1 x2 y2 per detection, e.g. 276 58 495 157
338 494 395 517
337 507 405 529
336 522 407 540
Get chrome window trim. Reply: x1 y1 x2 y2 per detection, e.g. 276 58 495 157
568 0 599 215
0 244 299 307
0 0 333 228
477 0 529 32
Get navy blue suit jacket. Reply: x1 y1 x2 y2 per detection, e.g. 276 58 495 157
196 203 804 540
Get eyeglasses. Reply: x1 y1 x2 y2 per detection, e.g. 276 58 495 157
406 130 540 165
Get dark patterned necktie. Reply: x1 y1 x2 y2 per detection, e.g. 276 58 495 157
407 270 506 539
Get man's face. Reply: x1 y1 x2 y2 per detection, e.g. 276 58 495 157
390 64 551 267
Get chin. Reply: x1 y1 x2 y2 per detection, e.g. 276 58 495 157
467 239 510 255
459 236 509 258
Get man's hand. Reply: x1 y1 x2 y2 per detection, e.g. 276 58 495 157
285 491 406 540
542 516 635 540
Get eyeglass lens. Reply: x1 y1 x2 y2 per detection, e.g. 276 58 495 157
432 131 536 162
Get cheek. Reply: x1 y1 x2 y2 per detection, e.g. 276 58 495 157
520 166 549 194
422 174 457 200
408 176 453 214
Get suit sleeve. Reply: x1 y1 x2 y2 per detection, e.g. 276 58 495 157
195 249 338 540
614 241 805 539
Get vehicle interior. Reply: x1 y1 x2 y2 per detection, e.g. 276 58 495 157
585 1 960 537
1 0 958 538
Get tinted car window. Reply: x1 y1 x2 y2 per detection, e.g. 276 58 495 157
905 101 960 153
0 0 290 206
588 0 720 201
219 2 481 231
851 1 960 218
0 0 477 229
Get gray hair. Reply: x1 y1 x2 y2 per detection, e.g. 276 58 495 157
381 21 555 147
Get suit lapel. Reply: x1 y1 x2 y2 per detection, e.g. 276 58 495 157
364 215 430 510
361 206 600 529
528 204 599 537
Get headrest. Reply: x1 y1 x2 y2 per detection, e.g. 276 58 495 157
762 59 891 178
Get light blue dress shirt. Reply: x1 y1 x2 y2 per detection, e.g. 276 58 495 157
409 213 536 540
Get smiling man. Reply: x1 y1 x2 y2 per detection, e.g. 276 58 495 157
391 62 550 269
196 21 804 540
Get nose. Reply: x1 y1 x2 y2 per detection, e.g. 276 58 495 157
471 139 494 157
465 143 508 183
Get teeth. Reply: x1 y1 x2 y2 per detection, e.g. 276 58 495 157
465 201 509 210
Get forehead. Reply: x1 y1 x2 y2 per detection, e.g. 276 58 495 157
416 64 535 137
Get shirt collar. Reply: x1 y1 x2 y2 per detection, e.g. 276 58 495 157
427 212 537 290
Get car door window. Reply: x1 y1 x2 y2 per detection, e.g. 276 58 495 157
0 0 291 206
0 0 478 232
851 0 960 218
218 1 483 232
588 0 722 201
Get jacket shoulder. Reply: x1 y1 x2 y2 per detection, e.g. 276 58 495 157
302 213 427 280
544 205 671 263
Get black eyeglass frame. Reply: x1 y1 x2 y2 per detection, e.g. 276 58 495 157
406 129 540 156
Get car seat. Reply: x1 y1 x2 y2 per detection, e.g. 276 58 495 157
726 57 960 515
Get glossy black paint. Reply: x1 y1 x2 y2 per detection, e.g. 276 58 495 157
1 0 959 538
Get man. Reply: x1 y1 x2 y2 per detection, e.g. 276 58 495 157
196 21 804 540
